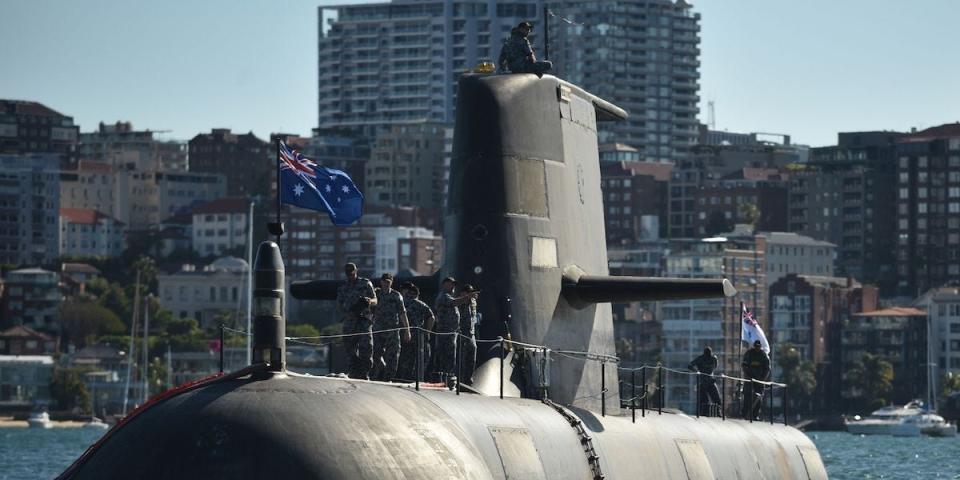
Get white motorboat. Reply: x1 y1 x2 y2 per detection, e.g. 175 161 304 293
27 411 53 429
845 401 924 435
83 417 109 429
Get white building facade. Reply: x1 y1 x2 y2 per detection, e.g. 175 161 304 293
760 232 835 288
59 208 125 258
157 257 249 330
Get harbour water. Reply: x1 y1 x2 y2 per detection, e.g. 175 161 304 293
0 429 957 479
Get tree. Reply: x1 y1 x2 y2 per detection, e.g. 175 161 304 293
98 283 132 324
776 343 816 413
941 372 960 398
50 367 91 412
166 318 200 336
60 299 126 348
738 203 760 226
847 352 894 411
287 323 320 339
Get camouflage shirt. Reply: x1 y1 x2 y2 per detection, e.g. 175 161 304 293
336 277 376 318
403 297 434 328
434 292 461 333
498 34 533 72
457 297 477 335
373 288 406 329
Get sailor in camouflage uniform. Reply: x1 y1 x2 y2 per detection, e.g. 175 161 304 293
397 283 435 381
370 273 411 381
497 21 552 77
432 277 478 383
457 284 479 385
336 263 378 380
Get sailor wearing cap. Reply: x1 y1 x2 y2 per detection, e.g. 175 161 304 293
432 277 478 384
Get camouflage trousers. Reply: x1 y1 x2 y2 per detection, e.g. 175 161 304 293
459 334 477 385
343 316 372 380
397 332 430 382
431 331 457 382
371 327 400 381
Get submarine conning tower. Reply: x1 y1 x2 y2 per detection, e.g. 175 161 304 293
447 74 734 412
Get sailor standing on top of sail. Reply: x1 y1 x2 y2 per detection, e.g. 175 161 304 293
498 21 553 77
336 263 377 380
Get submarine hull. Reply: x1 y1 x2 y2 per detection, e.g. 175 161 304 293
62 374 826 479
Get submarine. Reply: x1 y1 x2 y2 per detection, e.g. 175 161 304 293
57 74 828 479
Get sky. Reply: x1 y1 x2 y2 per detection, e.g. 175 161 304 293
1 0 958 147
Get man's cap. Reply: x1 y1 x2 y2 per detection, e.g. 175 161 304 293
753 340 762 347
463 284 476 292
442 276 457 284
344 262 358 272
381 273 393 281
518 21 533 30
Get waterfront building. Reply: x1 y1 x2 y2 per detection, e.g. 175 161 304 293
600 160 671 245
894 124 960 296
0 268 62 334
77 121 187 172
914 287 960 382
191 198 251 257
60 162 226 231
0 154 61 266
366 123 447 212
318 0 543 136
303 128 372 190
188 129 270 198
0 99 79 169
669 142 801 239
0 355 53 408
768 274 877 411
550 0 700 162
609 241 667 366
758 232 835 289
157 257 250 330
840 307 928 408
789 131 902 293
0 325 58 355
59 208 125 259
692 168 789 237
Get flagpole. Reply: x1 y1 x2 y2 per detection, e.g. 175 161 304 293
268 138 284 244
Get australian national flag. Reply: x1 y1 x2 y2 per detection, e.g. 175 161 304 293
278 141 363 226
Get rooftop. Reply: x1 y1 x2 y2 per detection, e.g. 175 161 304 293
0 99 68 118
0 325 55 341
794 275 860 289
0 355 54 364
60 208 123 226
900 122 960 143
61 263 101 275
760 232 836 248
852 307 926 317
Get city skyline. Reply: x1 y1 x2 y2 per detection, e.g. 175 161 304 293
2 0 959 146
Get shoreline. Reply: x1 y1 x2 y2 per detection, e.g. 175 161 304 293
0 417 87 428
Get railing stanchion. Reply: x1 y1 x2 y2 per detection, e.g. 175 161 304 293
641 367 646 417
721 375 726 420
749 380 753 423
456 334 461 395
695 372 700 418
783 385 788 426
769 384 774 425
657 365 663 415
415 327 421 392
631 369 636 424
499 337 505 400
219 324 224 374
601 361 606 417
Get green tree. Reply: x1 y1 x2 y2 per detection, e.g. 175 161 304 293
738 203 761 226
50 367 91 412
61 299 126 348
98 283 132 324
847 352 894 411
166 318 200 336
776 343 817 413
941 372 960 397
287 323 320 339
131 256 158 293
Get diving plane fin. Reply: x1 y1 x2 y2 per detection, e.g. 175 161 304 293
561 265 737 310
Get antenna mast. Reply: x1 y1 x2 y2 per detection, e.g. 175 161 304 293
707 100 716 130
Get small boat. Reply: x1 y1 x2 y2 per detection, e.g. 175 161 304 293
27 411 53 429
82 417 109 429
845 401 924 435
885 412 956 437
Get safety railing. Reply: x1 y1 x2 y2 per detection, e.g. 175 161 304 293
219 324 788 426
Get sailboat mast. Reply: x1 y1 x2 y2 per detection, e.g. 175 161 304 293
122 271 141 415
246 200 254 366
141 296 151 405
